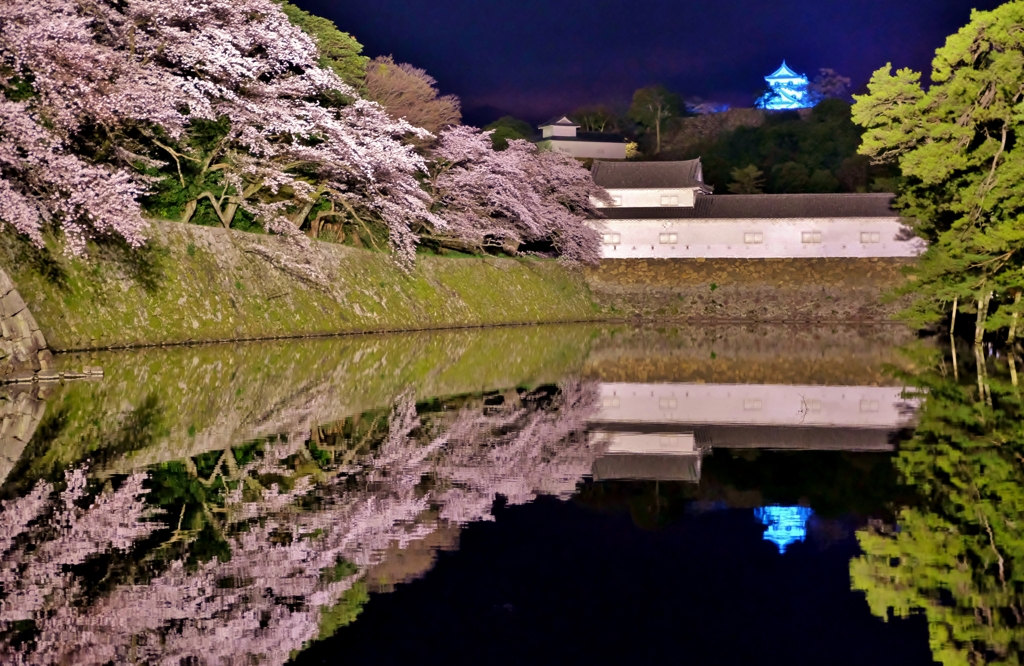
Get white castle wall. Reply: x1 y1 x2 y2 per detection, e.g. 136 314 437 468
593 188 699 208
591 217 925 259
545 140 627 160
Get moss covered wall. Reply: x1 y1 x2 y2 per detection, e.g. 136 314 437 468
0 222 601 351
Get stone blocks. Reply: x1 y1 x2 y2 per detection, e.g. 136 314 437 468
0 266 52 382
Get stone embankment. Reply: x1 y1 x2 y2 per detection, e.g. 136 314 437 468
0 384 48 485
1 222 916 353
0 267 54 381
585 257 914 322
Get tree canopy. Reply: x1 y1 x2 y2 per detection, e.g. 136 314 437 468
275 1 369 88
482 116 534 150
364 56 461 134
628 86 682 155
852 1 1024 336
692 100 886 195
0 0 603 265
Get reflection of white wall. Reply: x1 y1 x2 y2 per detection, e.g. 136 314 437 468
592 218 926 259
592 382 918 430
599 432 698 455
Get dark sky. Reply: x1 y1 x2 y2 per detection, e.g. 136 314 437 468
292 0 1006 126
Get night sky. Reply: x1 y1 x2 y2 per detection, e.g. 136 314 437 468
293 0 1007 126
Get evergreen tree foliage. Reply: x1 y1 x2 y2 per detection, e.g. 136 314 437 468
852 2 1024 335
275 1 369 88
629 86 682 155
483 116 534 150
696 100 883 195
727 165 765 194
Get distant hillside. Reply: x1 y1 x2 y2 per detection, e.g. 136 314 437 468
652 101 897 195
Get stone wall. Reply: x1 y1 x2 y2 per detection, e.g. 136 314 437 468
0 384 48 484
0 267 53 381
584 257 914 322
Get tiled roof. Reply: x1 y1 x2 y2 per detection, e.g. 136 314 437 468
591 454 701 482
767 61 803 80
539 115 579 127
594 193 900 219
538 132 627 144
591 159 705 189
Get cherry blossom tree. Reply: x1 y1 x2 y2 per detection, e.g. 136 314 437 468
1 0 441 262
428 126 609 262
365 56 462 134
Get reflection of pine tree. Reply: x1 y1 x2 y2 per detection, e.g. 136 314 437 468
851 346 1024 665
0 382 599 665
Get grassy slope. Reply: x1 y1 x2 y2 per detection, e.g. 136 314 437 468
1 221 601 350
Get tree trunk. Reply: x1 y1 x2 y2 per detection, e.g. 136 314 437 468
1009 291 1021 345
180 199 198 225
975 344 992 406
221 202 239 229
951 297 960 381
655 111 662 155
975 291 993 346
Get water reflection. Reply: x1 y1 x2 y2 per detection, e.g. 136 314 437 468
850 344 1024 665
0 324 1017 664
756 505 814 553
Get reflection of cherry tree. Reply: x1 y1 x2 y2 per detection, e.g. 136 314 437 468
0 382 598 665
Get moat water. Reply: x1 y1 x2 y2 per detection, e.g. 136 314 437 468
0 324 1020 665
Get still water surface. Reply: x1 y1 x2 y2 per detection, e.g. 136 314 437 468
0 324 1019 665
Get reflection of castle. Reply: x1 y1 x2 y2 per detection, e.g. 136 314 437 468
755 505 814 553
588 382 918 482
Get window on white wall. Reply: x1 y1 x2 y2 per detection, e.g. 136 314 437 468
659 195 679 206
801 231 822 243
602 233 621 245
861 232 881 243
659 233 678 244
744 232 763 244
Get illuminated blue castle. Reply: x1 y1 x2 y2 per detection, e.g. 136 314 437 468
754 505 813 553
756 61 812 110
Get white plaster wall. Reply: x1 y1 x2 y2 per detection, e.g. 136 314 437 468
548 140 627 160
544 125 577 137
593 188 697 208
598 432 698 454
591 383 918 430
591 217 925 258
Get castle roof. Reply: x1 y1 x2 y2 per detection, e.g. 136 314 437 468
539 115 579 128
594 193 900 219
591 159 705 189
766 61 804 80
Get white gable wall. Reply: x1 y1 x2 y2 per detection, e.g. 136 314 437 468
593 382 916 430
592 217 925 259
594 188 699 208
546 140 627 160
